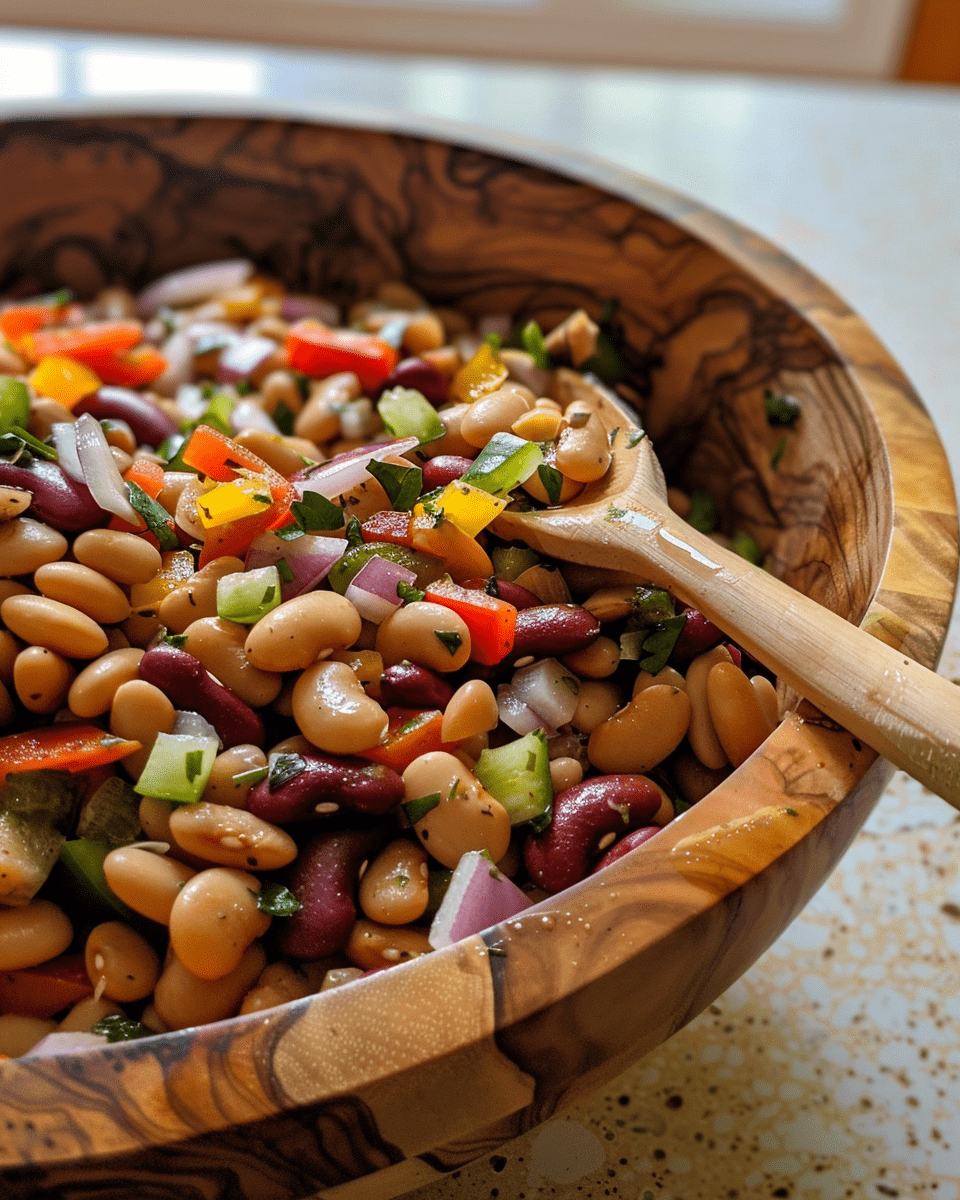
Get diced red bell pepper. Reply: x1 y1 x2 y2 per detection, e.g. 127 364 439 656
0 726 141 783
424 579 517 666
359 708 444 772
286 320 399 392
19 320 144 365
0 952 93 1019
361 509 415 548
0 299 81 343
81 344 168 387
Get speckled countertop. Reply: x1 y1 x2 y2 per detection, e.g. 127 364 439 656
2 29 959 1198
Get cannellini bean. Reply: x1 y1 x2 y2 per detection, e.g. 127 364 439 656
13 645 74 714
33 561 131 625
377 602 471 673
549 756 584 792
202 744 268 809
460 387 532 448
244 591 362 673
238 961 315 1015
110 678 176 777
85 921 161 1003
402 751 511 869
0 486 31 521
0 516 68 575
0 1015 58 1057
706 661 775 767
587 684 692 774
555 404 611 483
561 635 620 679
67 647 145 718
153 941 268 1031
168 802 297 872
157 556 245 634
358 838 430 925
292 660 388 754
685 645 734 769
346 919 432 970
441 679 499 743
103 846 197 925
168 868 271 981
570 679 623 735
0 593 108 660
58 994 124 1033
0 899 72 970
181 616 282 708
751 674 780 730
295 372 360 442
632 664 687 697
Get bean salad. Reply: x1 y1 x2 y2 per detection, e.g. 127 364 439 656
0 263 780 1056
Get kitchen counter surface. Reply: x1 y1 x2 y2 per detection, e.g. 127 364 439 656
1 27 958 1200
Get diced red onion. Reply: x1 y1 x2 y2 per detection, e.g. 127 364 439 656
245 531 348 599
25 1031 110 1057
496 683 555 737
511 657 580 729
280 294 339 325
344 555 417 624
50 421 83 483
230 399 279 436
136 258 254 318
428 850 533 950
74 413 139 524
294 436 419 500
217 335 277 384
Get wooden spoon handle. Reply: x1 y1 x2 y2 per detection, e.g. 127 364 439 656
574 506 960 809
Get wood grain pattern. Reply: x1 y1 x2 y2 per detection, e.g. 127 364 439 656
0 110 954 1200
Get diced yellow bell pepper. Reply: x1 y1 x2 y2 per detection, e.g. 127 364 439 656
411 514 494 584
28 355 101 409
220 278 285 323
418 481 507 539
129 549 196 612
450 343 508 404
195 477 273 529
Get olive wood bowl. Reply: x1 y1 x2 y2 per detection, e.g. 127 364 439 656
0 103 955 1200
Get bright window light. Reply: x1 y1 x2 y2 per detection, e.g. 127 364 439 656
80 49 263 96
0 41 63 98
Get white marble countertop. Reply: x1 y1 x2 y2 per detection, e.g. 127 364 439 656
2 28 959 1200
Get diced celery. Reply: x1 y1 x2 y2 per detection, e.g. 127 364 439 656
475 730 553 828
460 432 544 498
377 387 446 445
133 733 218 804
216 565 282 624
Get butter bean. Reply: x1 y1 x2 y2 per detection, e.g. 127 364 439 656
441 679 499 743
33 561 131 625
0 516 67 575
157 556 245 634
153 941 267 1031
632 665 687 697
292 659 388 754
345 918 432 971
244 591 362 673
562 635 620 678
0 628 20 684
168 801 297 872
85 921 160 1003
358 838 430 925
0 486 31 521
73 528 163 586
588 684 692 774
110 679 176 777
68 647 145 718
13 646 74 714
685 645 734 770
706 661 775 768
377 601 471 673
0 899 72 970
570 679 624 735
181 617 282 708
202 744 268 809
403 751 511 869
168 868 271 981
103 845 196 925
0 594 108 659
461 388 533 449
238 961 314 1016
295 372 360 443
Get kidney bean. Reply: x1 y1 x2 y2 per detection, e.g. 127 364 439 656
523 774 664 893
379 661 454 710
512 604 600 660
74 386 178 448
247 753 404 824
487 579 541 610
591 825 661 873
420 455 474 491
670 608 724 663
380 357 449 406
138 643 265 748
0 457 108 532
277 827 386 960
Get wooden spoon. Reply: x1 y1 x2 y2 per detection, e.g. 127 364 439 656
494 371 960 810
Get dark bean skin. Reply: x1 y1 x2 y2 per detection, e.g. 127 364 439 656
248 754 404 824
523 775 663 892
277 827 386 960
591 825 661 873
138 644 264 748
379 662 454 710
380 357 449 406
0 458 109 533
670 608 724 663
74 387 179 448
421 456 474 491
487 579 541 610
512 604 600 660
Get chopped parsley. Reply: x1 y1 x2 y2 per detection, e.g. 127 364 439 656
403 792 442 824
520 320 551 370
268 753 307 792
255 881 303 917
764 388 801 427
434 629 463 656
536 464 564 506
127 481 179 550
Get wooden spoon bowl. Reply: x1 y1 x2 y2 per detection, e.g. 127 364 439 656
0 106 954 1200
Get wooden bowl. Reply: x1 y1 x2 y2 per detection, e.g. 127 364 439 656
0 107 955 1200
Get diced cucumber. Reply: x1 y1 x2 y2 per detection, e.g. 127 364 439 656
377 387 446 444
475 730 553 828
460 432 543 498
133 733 217 805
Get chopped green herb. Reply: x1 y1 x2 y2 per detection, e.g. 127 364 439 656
345 516 364 547
485 331 502 351
764 388 801 427
272 399 295 435
183 749 204 783
639 614 687 674
164 633 189 649
403 792 442 824
536 464 564 506
252 493 271 505
686 489 717 535
366 458 423 511
276 557 295 584
785 808 799 816
289 491 345 532
231 766 269 788
626 427 647 449
606 505 627 521
520 320 551 370
90 1014 152 1043
631 586 675 626
127 481 179 550
397 580 425 604
770 435 787 471
255 881 303 917
393 873 410 889
268 753 307 792
608 426 620 446
731 530 763 565
3 426 58 461
435 629 463 656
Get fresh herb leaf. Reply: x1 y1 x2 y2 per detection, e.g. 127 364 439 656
127 482 179 550
520 320 551 370
231 765 269 788
184 749 204 783
345 517 364 547
272 400 295 436
785 807 799 816
631 586 675 626
276 557 295 583
403 792 442 824
731 530 763 565
435 629 463 656
5 425 58 461
686 489 717 535
764 388 801 427
770 435 787 471
90 1014 152 1042
606 505 627 521
289 491 345 532
164 633 189 649
256 881 303 917
485 332 502 351
639 614 687 674
268 753 307 792
626 427 647 449
275 524 306 542
536 464 564 506
366 458 423 511
397 580 425 603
